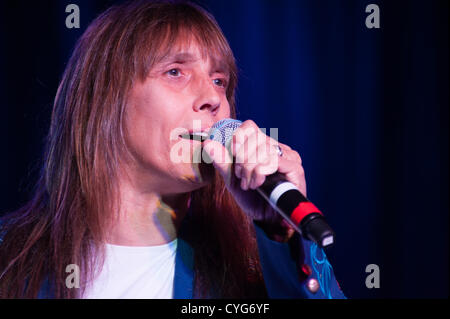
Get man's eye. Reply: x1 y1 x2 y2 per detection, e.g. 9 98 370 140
213 78 227 88
166 68 180 76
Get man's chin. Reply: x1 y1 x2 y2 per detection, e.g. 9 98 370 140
176 162 215 189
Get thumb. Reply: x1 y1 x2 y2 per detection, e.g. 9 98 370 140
202 139 233 183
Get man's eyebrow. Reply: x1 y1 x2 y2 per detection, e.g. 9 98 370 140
156 52 230 76
158 52 197 64
211 60 230 76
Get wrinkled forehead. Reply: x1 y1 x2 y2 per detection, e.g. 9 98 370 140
152 29 230 75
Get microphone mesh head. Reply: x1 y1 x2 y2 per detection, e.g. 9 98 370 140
208 118 242 147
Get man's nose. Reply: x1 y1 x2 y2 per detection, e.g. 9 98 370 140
192 78 221 114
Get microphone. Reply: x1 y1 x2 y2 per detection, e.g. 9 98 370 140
207 118 335 248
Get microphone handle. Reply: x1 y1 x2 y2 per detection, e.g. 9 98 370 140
256 173 335 248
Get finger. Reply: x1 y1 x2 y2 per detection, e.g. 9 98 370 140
277 143 301 163
276 157 303 174
231 120 266 161
240 162 258 190
249 153 279 189
276 157 307 196
255 153 279 175
233 130 260 164
237 137 272 190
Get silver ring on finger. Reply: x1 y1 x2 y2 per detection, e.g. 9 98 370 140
274 144 283 157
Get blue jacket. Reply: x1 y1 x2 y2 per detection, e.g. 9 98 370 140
30 222 345 299
172 223 346 299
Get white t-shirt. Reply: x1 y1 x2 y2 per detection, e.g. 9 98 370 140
82 239 178 299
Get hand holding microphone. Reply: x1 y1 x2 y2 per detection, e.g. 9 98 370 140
202 118 335 248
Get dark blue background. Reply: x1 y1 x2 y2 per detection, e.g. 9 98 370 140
0 0 448 298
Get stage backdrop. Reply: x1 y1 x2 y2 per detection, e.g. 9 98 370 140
0 0 448 298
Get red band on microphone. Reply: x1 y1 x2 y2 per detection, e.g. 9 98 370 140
290 202 323 226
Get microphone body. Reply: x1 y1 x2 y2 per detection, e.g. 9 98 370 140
208 119 335 248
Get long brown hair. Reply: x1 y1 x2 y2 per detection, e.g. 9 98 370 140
0 0 266 298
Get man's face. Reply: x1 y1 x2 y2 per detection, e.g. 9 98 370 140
124 41 231 194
